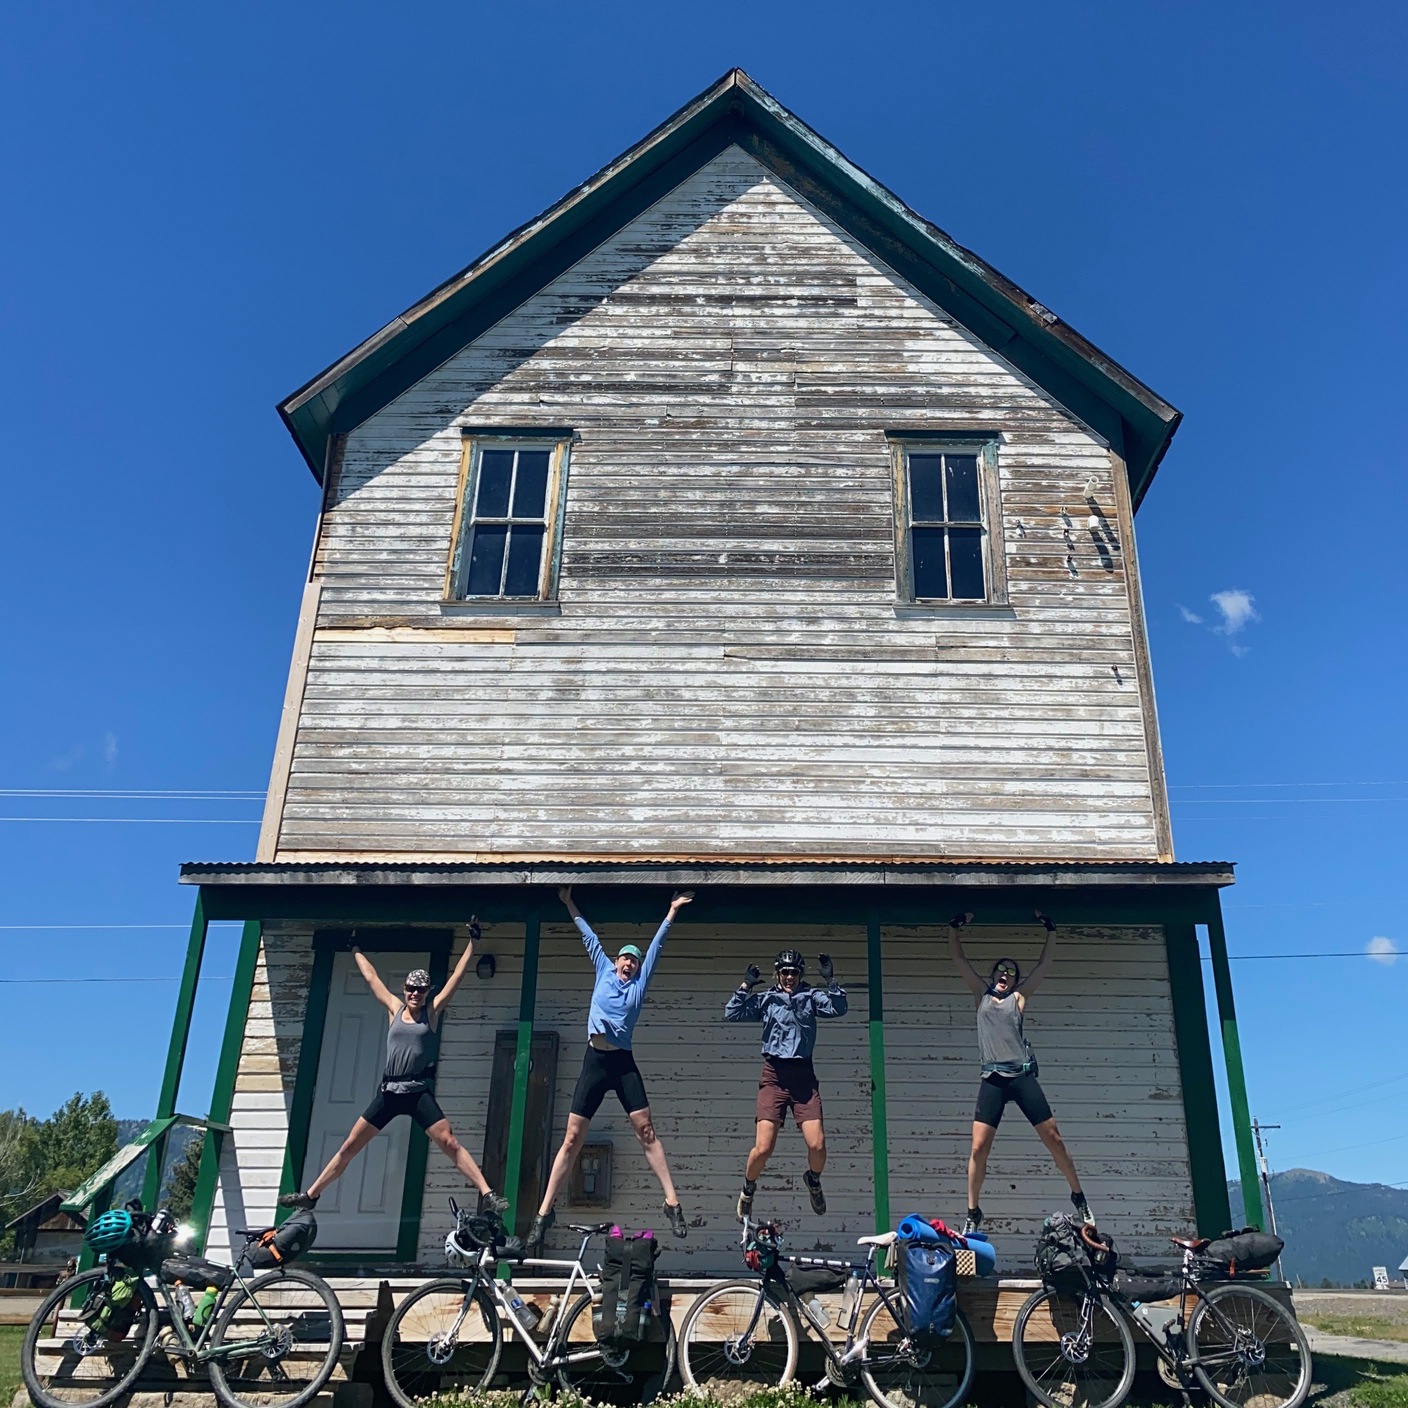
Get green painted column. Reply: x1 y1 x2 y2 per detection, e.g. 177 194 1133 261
190 921 263 1251
142 895 210 1210
1205 901 1264 1228
866 912 891 1237
502 905 541 1238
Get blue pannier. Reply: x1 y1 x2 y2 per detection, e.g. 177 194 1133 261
900 1236 957 1337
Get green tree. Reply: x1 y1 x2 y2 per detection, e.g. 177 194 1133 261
41 1093 118 1191
163 1132 205 1221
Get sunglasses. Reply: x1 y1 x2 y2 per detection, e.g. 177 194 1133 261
994 967 1018 979
404 984 430 994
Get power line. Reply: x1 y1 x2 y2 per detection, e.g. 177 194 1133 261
1294 1131 1408 1160
0 923 243 931
0 817 260 825
0 975 236 985
1169 781 1408 789
1200 952 1401 961
1273 1071 1408 1118
0 789 263 799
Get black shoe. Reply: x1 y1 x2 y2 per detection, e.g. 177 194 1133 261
664 1201 688 1239
1072 1191 1095 1226
277 1191 318 1210
526 1208 555 1245
962 1207 983 1235
804 1171 826 1215
479 1189 510 1218
736 1183 756 1221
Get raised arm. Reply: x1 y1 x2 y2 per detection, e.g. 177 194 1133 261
352 946 400 1016
811 953 848 1016
431 918 480 1019
947 913 985 997
1020 911 1058 993
561 886 610 975
725 965 765 1021
639 890 693 988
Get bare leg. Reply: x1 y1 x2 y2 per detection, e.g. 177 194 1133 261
1034 1117 1083 1193
745 1120 780 1182
538 1113 591 1215
799 1119 827 1175
628 1106 678 1206
425 1119 491 1195
967 1121 997 1209
306 1118 380 1198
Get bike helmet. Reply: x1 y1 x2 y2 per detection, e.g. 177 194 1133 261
774 949 805 974
85 1209 134 1253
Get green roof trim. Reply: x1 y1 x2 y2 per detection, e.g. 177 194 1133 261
279 69 1181 507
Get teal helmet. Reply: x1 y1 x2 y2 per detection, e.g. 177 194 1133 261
84 1209 134 1252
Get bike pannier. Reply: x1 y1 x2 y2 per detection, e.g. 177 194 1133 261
238 1210 318 1272
898 1236 957 1338
1195 1228 1283 1279
596 1234 660 1343
1034 1213 1090 1291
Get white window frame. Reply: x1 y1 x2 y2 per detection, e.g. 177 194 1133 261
889 434 1007 607
445 433 572 602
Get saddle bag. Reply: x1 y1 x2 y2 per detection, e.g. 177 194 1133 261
238 1210 318 1272
596 1233 660 1343
898 1236 957 1338
1195 1228 1283 1279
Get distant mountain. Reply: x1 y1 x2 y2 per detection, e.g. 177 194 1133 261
1228 1169 1408 1287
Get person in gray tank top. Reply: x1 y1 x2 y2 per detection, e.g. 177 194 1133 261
949 910 1091 1235
280 922 509 1219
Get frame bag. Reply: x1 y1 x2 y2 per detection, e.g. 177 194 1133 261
597 1234 660 1343
899 1236 957 1338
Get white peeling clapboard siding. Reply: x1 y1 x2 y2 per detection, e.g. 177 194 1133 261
207 926 313 1263
280 145 1160 859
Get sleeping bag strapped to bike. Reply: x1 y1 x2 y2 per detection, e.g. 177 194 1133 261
1194 1228 1283 1280
596 1233 660 1343
898 1234 957 1337
238 1210 318 1272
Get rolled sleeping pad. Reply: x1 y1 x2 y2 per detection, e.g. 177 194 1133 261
963 1231 997 1276
896 1214 945 1244
894 1215 998 1276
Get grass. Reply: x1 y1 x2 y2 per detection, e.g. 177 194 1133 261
1304 1315 1408 1345
0 1324 22 1408
1311 1356 1408 1408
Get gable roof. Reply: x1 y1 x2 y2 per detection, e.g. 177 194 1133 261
279 69 1181 507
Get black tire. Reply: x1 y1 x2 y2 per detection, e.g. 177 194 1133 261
555 1292 678 1403
1012 1286 1136 1408
381 1278 502 1408
678 1279 799 1398
1189 1284 1312 1408
859 1295 976 1408
205 1266 345 1408
22 1268 161 1408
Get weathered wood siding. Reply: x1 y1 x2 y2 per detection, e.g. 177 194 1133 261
269 146 1167 862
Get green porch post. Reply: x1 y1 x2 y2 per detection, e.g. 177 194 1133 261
502 905 541 1238
866 912 891 1236
1205 900 1264 1228
142 894 210 1210
190 920 263 1251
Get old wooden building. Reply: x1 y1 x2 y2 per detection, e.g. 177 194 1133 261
161 71 1264 1295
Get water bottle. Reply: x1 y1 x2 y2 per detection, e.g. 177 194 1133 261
171 1283 197 1326
839 1270 862 1324
193 1286 220 1329
1129 1301 1181 1348
507 1295 541 1333
637 1296 654 1339
807 1296 832 1328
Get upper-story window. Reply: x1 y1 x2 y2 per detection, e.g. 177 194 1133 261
447 435 571 600
890 437 1005 605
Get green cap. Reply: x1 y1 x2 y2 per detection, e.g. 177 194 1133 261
618 944 644 961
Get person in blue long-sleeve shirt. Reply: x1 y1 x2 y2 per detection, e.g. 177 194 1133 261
528 885 694 1246
725 949 847 1219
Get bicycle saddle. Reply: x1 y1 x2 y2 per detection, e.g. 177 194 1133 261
857 1232 898 1247
568 1222 616 1235
1170 1236 1210 1251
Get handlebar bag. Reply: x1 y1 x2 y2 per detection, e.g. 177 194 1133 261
898 1237 957 1338
1034 1213 1091 1291
596 1234 660 1344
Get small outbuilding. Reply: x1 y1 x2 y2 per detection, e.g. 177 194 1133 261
2 1192 84 1288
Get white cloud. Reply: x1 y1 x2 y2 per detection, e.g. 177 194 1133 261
1178 604 1203 624
49 744 85 771
1210 589 1260 636
103 732 118 767
1367 936 1398 966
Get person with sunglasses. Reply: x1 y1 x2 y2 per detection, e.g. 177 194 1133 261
948 910 1091 1234
527 886 695 1246
726 948 848 1220
279 924 508 1216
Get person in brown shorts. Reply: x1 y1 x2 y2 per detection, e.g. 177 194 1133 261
725 948 848 1218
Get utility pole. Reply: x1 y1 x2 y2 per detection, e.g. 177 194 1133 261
1252 1119 1285 1281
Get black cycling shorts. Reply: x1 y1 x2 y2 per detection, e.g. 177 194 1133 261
571 1046 648 1119
362 1087 447 1131
974 1071 1053 1129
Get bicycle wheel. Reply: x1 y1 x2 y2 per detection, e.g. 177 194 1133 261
1012 1286 1136 1408
205 1267 345 1408
556 1292 678 1403
860 1295 975 1408
1189 1284 1312 1408
22 1268 161 1408
381 1278 503 1408
678 1279 798 1399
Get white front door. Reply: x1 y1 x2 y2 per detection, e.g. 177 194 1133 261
302 950 429 1251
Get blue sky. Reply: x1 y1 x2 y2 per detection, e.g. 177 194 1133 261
2 2 1404 1194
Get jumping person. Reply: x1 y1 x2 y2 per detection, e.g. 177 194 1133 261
280 926 508 1216
527 886 694 1245
948 910 1092 1234
726 949 847 1219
